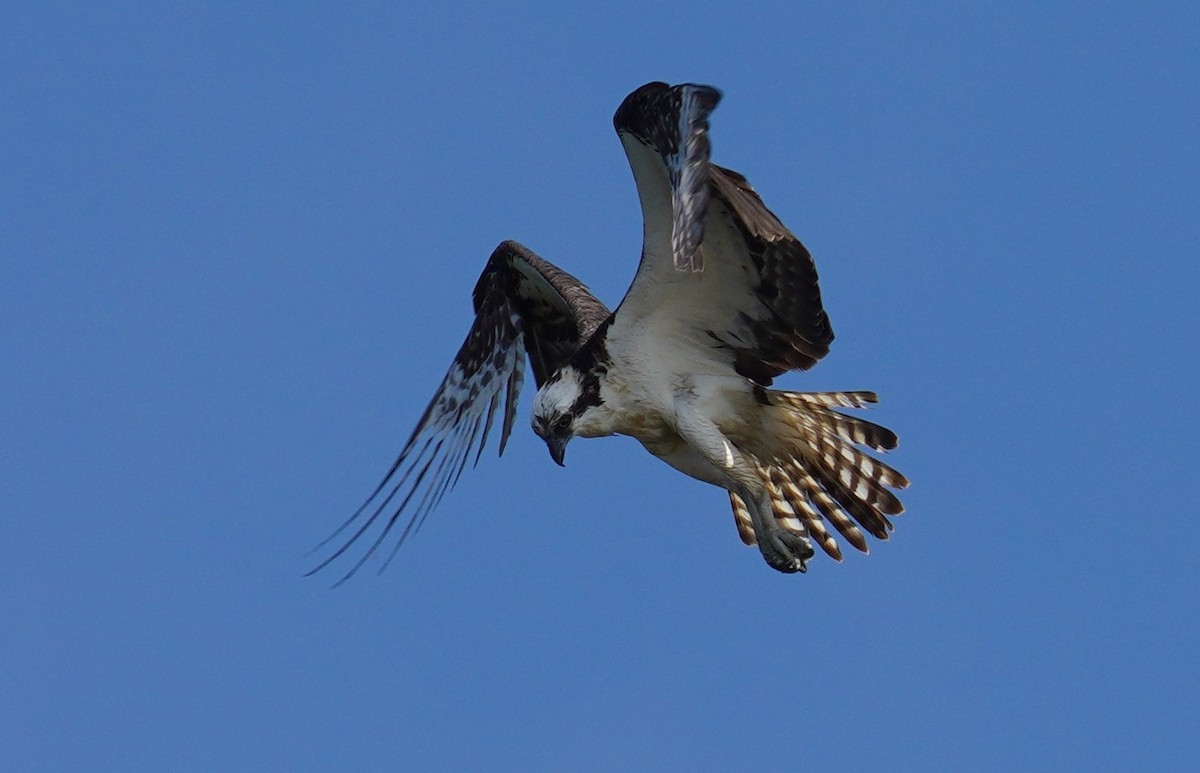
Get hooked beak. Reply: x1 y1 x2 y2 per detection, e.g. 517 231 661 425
546 436 567 467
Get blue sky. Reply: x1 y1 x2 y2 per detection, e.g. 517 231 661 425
3 2 1198 770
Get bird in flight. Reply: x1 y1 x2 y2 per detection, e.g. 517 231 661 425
310 81 907 584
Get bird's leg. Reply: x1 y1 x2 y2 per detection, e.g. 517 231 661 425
673 396 812 573
744 485 813 573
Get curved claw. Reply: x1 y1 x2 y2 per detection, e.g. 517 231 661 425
759 528 814 574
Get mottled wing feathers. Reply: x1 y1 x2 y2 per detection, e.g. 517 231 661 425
479 240 612 387
707 164 834 382
308 240 609 584
614 82 722 272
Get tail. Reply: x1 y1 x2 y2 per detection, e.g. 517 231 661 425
729 390 909 561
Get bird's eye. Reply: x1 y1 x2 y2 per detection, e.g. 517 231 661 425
555 415 572 431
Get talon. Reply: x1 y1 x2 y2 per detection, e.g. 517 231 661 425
760 528 813 574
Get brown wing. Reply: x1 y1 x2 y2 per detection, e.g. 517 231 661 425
309 240 610 584
478 240 611 388
707 164 834 384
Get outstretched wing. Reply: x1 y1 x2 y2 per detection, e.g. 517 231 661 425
612 81 834 385
309 240 610 584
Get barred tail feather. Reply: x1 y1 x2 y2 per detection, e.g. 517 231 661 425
729 491 756 545
787 390 879 410
772 466 843 560
799 464 871 552
771 390 899 451
726 388 908 564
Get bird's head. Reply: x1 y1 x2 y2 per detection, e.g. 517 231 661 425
530 367 589 467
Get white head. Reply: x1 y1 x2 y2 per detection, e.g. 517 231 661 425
530 367 590 466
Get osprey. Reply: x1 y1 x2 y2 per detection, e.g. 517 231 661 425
311 81 907 584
